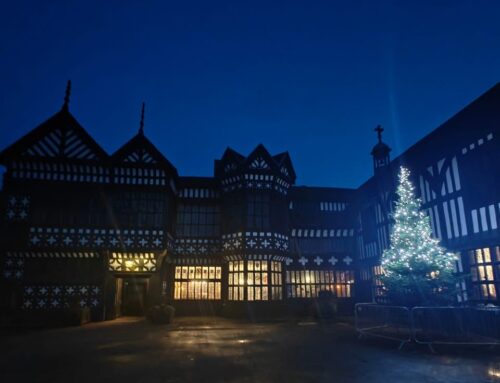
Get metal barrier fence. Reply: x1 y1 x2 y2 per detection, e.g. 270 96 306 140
354 303 412 349
412 306 500 352
355 303 500 352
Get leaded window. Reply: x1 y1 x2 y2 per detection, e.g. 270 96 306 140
246 192 270 230
247 260 268 301
31 194 106 226
228 261 245 301
173 266 221 300
470 247 499 300
176 204 221 237
372 265 384 297
270 261 283 300
228 260 283 301
286 270 355 298
111 191 166 227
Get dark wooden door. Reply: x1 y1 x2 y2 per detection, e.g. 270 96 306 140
122 279 147 316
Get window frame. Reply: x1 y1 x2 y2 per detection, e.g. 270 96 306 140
285 269 355 299
469 247 499 301
173 265 222 301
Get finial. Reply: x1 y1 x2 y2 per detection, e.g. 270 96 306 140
62 80 71 111
139 102 145 135
374 125 384 143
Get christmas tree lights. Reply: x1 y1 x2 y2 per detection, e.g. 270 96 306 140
380 166 458 306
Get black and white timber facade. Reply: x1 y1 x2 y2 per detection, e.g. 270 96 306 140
0 83 499 321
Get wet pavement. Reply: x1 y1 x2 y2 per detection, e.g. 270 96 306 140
1 316 499 383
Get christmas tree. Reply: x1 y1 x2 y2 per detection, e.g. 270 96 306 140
380 166 458 306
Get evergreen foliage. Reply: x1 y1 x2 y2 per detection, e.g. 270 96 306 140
381 167 459 306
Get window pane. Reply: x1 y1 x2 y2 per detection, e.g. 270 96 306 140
239 287 244 300
248 287 254 301
484 248 492 263
175 264 221 301
174 282 180 299
486 266 494 281
216 283 221 299
489 284 497 299
262 287 268 300
208 282 214 300
476 249 483 264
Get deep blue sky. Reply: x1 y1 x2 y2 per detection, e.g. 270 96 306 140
1 1 500 188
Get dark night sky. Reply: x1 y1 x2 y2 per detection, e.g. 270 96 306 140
1 1 500 188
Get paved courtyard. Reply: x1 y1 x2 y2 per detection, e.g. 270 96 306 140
1 316 499 383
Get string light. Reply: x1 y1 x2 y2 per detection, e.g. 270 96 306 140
380 167 458 305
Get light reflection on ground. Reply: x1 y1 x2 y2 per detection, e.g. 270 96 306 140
0 316 498 383
489 366 500 379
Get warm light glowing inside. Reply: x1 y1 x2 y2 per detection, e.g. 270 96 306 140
174 266 221 300
286 270 355 298
470 247 498 300
228 260 282 301
124 260 135 270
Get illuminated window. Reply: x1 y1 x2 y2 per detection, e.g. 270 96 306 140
469 247 498 300
109 253 157 272
228 261 245 301
270 261 283 300
372 265 385 297
173 266 221 300
286 270 355 298
228 260 283 301
247 260 268 301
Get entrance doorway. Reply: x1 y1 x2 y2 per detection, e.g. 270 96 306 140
119 277 149 316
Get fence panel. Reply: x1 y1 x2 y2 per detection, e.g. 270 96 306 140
412 306 500 346
355 303 411 349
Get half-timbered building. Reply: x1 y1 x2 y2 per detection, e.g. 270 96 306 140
0 82 499 322
356 84 500 304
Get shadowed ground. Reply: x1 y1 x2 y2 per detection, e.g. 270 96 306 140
1 317 499 383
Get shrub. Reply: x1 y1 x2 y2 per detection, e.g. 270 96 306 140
312 290 338 320
147 304 175 324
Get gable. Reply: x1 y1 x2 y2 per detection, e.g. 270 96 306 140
215 147 245 177
244 144 278 173
273 151 296 181
111 134 178 176
122 147 158 164
23 126 99 160
0 110 107 163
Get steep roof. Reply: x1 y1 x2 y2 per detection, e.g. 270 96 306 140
394 82 500 162
358 82 500 191
111 131 178 176
0 108 108 164
215 143 296 182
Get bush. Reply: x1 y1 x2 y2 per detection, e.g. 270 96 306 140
312 290 338 321
147 304 175 324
